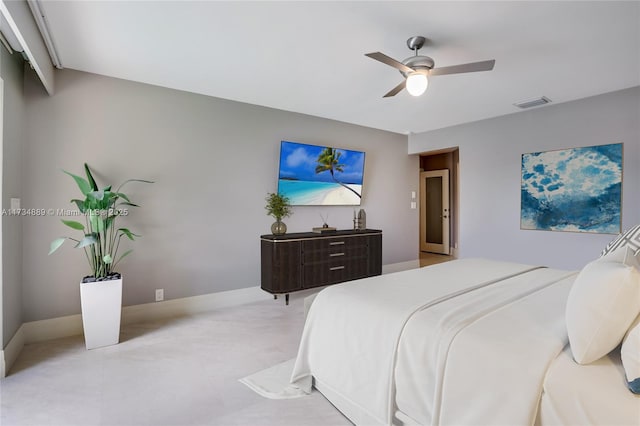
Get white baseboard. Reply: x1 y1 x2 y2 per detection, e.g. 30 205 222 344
382 259 420 274
121 285 265 325
1 324 25 378
9 262 419 354
21 285 268 346
22 313 84 344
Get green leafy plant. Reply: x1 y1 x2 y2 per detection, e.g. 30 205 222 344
265 192 292 222
49 163 153 281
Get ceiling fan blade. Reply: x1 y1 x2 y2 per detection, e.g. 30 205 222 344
365 52 415 74
428 59 495 76
383 80 406 98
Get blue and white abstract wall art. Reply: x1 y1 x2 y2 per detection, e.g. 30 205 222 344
521 143 622 234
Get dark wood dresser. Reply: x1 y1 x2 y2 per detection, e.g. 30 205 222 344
260 229 382 304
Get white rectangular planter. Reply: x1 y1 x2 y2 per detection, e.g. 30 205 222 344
80 278 123 350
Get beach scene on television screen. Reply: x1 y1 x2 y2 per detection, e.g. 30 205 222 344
520 143 622 234
278 141 365 206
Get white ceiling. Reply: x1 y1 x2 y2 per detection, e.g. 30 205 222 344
39 1 640 135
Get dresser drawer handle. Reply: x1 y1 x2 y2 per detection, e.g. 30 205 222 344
329 253 345 257
329 266 345 271
329 241 345 246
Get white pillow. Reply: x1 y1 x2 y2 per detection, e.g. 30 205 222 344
621 315 640 394
566 246 640 364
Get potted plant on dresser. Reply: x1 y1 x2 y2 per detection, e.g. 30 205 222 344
49 163 152 349
265 192 292 235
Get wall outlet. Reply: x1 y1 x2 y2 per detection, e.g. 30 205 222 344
155 288 164 302
10 198 20 210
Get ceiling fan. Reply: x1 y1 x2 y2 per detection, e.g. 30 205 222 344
365 36 495 98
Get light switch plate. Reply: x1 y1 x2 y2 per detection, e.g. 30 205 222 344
10 198 20 210
410 201 417 209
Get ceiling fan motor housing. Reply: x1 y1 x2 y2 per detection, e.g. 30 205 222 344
400 55 434 77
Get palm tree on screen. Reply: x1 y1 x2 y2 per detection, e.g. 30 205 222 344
315 147 362 198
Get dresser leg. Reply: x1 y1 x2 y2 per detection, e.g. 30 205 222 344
286 294 289 305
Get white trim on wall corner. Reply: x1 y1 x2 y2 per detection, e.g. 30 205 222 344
0 76 5 379
1 323 24 378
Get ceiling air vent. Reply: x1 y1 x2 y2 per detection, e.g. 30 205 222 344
513 96 552 109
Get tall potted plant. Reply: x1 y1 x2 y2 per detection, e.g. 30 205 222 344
265 192 292 235
49 163 152 349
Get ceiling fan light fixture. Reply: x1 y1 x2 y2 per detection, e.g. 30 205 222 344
365 36 494 98
406 72 428 96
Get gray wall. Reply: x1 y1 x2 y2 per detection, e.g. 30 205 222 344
1 48 25 347
409 87 640 270
22 69 419 322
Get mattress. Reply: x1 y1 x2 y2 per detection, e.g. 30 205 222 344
537 345 640 426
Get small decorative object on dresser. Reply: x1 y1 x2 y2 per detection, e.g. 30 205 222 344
312 213 336 233
265 192 292 235
312 226 337 233
353 208 367 230
261 229 382 304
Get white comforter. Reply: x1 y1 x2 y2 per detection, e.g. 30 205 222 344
290 258 577 425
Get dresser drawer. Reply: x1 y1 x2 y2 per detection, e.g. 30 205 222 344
303 237 367 260
302 261 349 288
303 236 367 251
302 256 370 288
303 244 367 265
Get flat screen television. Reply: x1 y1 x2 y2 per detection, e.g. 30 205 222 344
277 141 365 206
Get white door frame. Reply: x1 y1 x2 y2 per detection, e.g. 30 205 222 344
0 77 5 375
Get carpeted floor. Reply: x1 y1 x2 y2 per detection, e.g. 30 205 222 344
1 292 351 426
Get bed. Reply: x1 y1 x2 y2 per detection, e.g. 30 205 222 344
289 257 640 425
536 345 638 425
